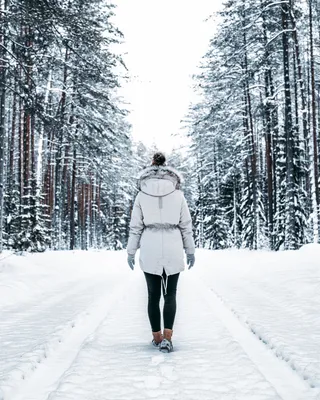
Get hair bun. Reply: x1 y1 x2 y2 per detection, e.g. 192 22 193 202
152 152 166 166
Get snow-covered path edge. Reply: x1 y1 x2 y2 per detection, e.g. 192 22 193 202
212 286 320 390
4 274 135 400
193 274 317 400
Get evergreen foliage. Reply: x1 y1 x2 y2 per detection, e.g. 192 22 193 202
186 0 319 250
0 0 134 252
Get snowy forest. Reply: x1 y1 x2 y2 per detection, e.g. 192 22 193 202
1 0 320 253
0 0 141 252
185 0 320 251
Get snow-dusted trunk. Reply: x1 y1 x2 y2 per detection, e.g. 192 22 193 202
281 3 296 249
89 176 95 248
0 0 8 252
53 46 69 249
36 71 52 190
233 182 238 246
289 2 310 204
241 1 258 250
96 180 102 248
21 25 34 250
261 1 275 249
86 182 91 249
78 183 86 250
9 79 17 185
308 0 320 243
246 78 258 249
70 148 77 250
197 167 204 249
264 70 274 249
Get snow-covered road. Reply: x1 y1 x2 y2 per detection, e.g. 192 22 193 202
0 248 319 400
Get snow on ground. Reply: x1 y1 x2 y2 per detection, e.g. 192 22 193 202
0 247 319 400
196 245 320 390
0 251 128 399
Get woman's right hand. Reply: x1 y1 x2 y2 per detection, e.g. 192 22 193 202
127 254 135 270
187 254 195 269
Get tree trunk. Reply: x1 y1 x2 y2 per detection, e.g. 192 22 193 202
289 1 311 211
309 0 320 243
242 1 258 249
53 46 69 249
0 0 9 252
70 148 76 250
282 2 296 249
9 79 17 183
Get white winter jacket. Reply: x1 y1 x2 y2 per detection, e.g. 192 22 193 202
127 166 195 277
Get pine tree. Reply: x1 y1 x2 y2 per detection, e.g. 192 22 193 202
0 0 134 252
185 0 314 250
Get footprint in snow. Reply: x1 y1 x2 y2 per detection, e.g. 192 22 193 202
160 364 178 381
143 375 162 389
150 354 165 366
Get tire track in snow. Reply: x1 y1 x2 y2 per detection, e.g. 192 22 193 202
192 274 317 400
211 286 320 390
4 274 135 400
0 280 104 389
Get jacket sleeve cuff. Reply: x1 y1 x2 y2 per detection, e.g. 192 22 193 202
185 248 195 255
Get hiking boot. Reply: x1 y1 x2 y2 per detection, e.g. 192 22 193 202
159 329 173 353
152 331 163 348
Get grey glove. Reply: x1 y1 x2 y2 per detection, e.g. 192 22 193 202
127 254 135 270
187 254 195 269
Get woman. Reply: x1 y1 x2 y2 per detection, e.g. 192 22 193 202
127 152 195 353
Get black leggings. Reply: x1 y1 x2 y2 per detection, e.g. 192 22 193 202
144 270 180 332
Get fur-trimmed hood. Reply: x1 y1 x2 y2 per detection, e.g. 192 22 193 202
137 166 183 197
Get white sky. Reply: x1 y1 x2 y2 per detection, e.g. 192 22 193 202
114 0 222 153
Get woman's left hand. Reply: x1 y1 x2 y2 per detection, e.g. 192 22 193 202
187 254 195 269
127 254 135 270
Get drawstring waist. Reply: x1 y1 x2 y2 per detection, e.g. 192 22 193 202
144 223 179 231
